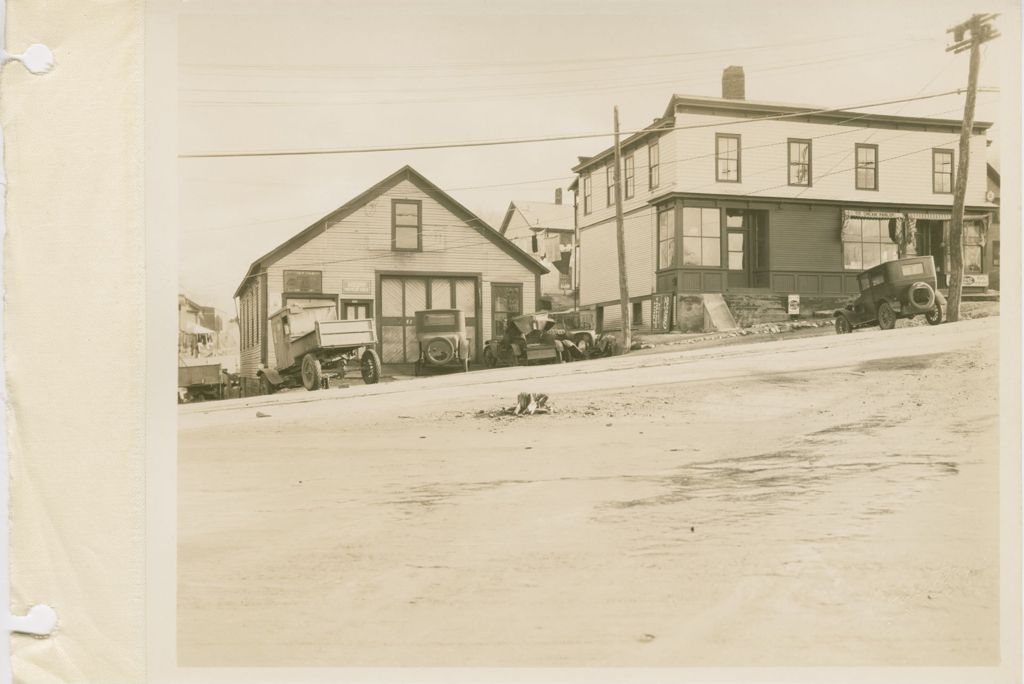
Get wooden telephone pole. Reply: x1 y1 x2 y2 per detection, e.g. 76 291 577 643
613 106 631 351
945 13 999 322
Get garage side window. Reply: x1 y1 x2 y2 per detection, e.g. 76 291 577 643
392 199 422 251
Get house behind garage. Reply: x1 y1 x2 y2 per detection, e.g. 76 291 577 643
234 165 547 395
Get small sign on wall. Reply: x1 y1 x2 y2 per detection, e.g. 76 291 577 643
787 294 800 316
343 279 371 295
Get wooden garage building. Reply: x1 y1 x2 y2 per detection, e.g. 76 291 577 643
234 166 547 395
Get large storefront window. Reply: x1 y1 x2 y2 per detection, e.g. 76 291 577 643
657 206 675 269
843 217 897 270
681 207 721 267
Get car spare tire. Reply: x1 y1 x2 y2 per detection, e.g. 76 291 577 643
424 337 456 365
908 281 936 311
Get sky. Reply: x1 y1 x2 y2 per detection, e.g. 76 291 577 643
178 0 1015 316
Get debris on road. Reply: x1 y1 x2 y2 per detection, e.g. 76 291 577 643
474 393 553 417
256 411 271 418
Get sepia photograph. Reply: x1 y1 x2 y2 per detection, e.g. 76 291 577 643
173 0 1019 674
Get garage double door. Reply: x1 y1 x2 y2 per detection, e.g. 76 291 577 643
380 276 478 363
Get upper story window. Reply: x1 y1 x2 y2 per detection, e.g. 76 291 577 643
392 199 422 251
606 162 615 206
648 140 660 189
788 139 811 187
283 269 322 293
657 205 675 269
582 174 592 214
681 207 721 267
933 149 954 194
855 144 878 190
624 154 635 199
716 134 741 182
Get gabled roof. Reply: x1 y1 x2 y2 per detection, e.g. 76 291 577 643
235 165 547 298
498 200 574 235
987 162 1000 185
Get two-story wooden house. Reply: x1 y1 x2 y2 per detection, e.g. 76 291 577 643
234 166 547 395
497 190 576 308
573 66 998 331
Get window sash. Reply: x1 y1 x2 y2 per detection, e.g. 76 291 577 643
716 134 740 182
583 174 592 214
788 140 811 186
624 155 635 199
855 145 877 189
933 150 953 193
606 164 615 205
649 142 660 189
392 201 421 250
657 207 674 269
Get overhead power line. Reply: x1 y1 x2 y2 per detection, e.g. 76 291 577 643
180 88 995 159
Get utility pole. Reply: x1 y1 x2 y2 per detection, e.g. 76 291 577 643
945 13 999 322
613 106 631 351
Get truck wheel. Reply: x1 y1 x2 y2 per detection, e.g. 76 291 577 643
925 302 943 326
361 348 382 384
301 354 322 391
877 302 896 330
835 316 852 334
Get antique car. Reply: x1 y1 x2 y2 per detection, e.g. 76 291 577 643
482 312 566 367
258 302 382 392
834 256 945 334
413 309 471 375
548 309 599 356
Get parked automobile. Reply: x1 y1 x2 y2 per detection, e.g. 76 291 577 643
548 309 599 355
258 302 382 392
483 312 566 367
413 309 471 375
834 256 945 334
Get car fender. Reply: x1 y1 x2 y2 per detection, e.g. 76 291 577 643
257 367 283 386
934 290 947 306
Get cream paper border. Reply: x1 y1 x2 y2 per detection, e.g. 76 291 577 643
3 0 1017 682
5 1 145 682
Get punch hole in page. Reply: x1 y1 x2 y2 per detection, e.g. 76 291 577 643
1 0 57 671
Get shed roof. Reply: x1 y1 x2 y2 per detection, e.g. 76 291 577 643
234 165 547 298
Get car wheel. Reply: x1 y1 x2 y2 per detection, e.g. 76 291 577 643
877 302 896 330
483 347 497 368
360 348 382 384
835 316 852 334
925 302 943 326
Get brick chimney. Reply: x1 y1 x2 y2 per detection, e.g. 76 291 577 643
722 66 745 100
555 188 563 205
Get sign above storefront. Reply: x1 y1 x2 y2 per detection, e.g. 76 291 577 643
342 279 371 295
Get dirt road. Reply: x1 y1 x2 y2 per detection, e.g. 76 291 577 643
178 317 1000 667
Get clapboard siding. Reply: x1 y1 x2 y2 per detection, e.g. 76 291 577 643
577 132 675 230
578 207 656 306
671 111 989 206
769 204 843 271
262 179 536 366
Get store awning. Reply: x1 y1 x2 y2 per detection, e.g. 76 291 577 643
181 322 216 335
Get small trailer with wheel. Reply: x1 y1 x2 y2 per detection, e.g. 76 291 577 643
259 303 382 392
